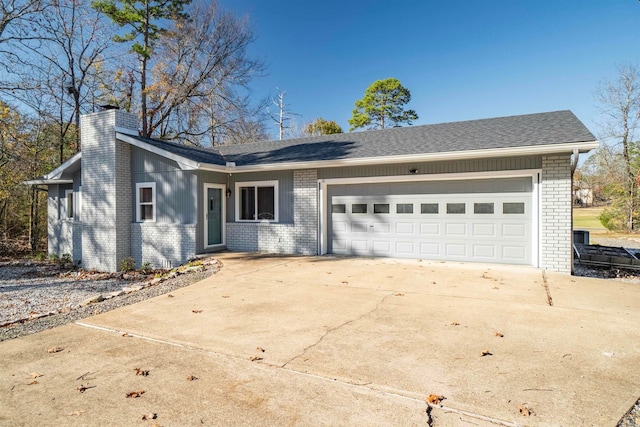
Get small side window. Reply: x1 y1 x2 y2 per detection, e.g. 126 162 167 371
474 203 494 214
352 204 367 214
374 203 389 214
396 203 413 214
136 182 156 222
332 204 346 214
446 203 465 214
503 202 525 214
65 189 74 219
421 203 438 214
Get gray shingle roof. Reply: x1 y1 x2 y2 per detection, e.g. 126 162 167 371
125 110 595 168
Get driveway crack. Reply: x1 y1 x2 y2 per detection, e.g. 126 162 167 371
281 293 393 368
542 270 554 306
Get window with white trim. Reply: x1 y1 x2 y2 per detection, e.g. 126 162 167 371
236 180 278 221
136 182 156 222
65 189 74 219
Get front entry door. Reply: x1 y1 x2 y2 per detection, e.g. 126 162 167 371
205 184 225 248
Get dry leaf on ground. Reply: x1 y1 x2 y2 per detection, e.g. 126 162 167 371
192 309 202 313
480 350 493 356
249 356 263 362
134 368 150 376
47 346 63 353
122 333 131 337
29 372 43 379
451 322 460 326
142 413 158 420
186 375 198 381
27 380 38 385
126 390 145 398
426 394 445 404
67 410 85 416
495 332 504 337
222 295 230 298
167 294 174 298
519 404 534 416
256 347 265 352
76 384 95 393
394 293 405 297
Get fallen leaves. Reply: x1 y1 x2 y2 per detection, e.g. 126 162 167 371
167 294 174 298
248 356 263 362
76 384 96 393
393 292 404 297
192 309 202 314
29 372 43 379
122 333 131 337
426 394 445 405
256 347 265 353
450 321 460 326
47 346 63 353
222 295 230 298
518 404 535 416
27 380 38 385
67 410 85 416
186 375 198 381
480 350 493 357
126 390 145 398
142 413 158 420
134 368 150 377
495 332 504 337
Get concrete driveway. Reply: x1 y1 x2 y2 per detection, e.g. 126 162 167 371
1 253 639 426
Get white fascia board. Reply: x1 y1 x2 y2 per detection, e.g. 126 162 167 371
116 132 202 170
223 140 600 173
23 178 73 185
44 152 82 180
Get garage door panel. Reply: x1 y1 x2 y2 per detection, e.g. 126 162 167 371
351 222 368 233
502 223 527 238
445 223 466 236
473 223 495 236
473 244 496 258
395 222 415 234
420 223 440 235
328 177 533 265
373 222 390 234
395 241 415 254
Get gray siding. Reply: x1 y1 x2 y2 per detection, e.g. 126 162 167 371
228 170 294 223
317 156 541 180
131 147 198 224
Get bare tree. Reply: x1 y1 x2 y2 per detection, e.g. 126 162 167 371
595 64 640 230
144 0 266 146
267 88 299 140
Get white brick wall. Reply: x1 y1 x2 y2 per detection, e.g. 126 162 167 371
130 223 196 269
81 110 137 271
541 154 572 273
226 169 318 254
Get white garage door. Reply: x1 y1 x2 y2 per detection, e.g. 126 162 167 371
328 178 533 265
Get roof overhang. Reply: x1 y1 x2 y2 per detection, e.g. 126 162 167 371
23 152 82 185
211 140 600 173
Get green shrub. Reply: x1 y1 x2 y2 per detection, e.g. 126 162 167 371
120 257 136 272
61 253 72 265
34 252 47 261
140 262 153 274
49 253 59 262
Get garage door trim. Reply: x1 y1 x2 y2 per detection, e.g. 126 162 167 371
317 169 541 267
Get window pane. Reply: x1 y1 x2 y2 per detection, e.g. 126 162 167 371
140 187 153 203
140 204 153 220
447 203 465 214
332 204 346 214
374 203 389 214
240 187 255 220
352 204 367 214
396 203 413 214
67 193 74 218
257 186 275 220
474 203 494 214
421 203 438 214
503 202 525 214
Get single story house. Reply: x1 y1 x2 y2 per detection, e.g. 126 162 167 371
29 109 598 273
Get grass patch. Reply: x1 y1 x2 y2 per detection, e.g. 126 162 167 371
573 207 606 231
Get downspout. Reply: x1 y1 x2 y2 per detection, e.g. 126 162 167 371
570 149 579 274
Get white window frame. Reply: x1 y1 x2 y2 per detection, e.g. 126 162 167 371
76 186 82 222
136 182 156 222
235 180 279 222
64 189 74 219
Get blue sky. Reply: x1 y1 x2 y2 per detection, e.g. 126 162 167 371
219 0 640 142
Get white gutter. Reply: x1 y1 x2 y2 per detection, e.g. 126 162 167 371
23 178 73 185
214 140 600 173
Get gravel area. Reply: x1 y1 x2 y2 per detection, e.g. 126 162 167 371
0 258 219 342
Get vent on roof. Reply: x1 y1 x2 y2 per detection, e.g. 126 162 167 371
99 104 120 111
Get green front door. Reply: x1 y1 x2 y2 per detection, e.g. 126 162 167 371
207 187 223 246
